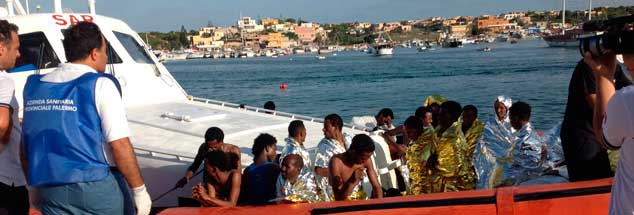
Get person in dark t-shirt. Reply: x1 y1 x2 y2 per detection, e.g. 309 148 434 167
561 60 632 182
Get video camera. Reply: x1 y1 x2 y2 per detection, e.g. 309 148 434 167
579 15 634 57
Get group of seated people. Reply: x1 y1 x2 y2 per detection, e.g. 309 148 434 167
183 95 566 206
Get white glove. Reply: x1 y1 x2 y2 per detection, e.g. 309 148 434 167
133 184 152 215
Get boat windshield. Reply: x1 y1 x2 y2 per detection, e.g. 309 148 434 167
10 32 60 73
114 31 153 64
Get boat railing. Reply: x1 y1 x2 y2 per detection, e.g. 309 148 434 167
189 96 364 130
133 146 195 162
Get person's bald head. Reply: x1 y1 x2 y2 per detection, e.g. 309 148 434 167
281 154 303 181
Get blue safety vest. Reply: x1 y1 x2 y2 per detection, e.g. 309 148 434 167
22 72 121 186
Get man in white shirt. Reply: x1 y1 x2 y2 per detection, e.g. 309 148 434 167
21 22 151 215
0 20 28 215
585 47 634 214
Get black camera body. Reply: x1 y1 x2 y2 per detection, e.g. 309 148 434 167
579 15 634 57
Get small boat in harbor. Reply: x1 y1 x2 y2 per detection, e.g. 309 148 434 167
478 47 492 52
373 31 394 56
543 0 581 48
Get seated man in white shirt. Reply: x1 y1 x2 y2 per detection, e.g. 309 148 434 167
585 48 634 214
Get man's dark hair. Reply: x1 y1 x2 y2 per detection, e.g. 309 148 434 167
414 106 431 119
429 102 440 110
509 101 531 122
324 113 343 131
283 154 304 169
441 101 462 119
288 120 305 138
377 108 394 119
462 105 478 116
205 127 224 142
205 150 238 172
403 115 423 130
264 101 276 110
350 134 375 154
63 21 104 62
0 20 18 46
252 133 277 157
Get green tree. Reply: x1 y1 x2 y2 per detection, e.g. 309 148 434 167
284 18 296 24
179 25 189 48
283 32 299 40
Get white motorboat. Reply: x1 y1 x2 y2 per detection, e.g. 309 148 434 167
2 0 403 208
373 32 394 56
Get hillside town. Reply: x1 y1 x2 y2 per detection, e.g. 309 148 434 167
144 5 633 60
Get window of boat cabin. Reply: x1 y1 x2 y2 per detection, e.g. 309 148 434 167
113 31 153 64
58 29 123 65
10 32 60 73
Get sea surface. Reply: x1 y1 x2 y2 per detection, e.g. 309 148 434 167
165 39 586 130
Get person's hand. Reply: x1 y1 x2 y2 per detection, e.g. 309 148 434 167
132 184 152 215
351 168 366 183
175 170 195 188
205 183 216 199
584 52 617 79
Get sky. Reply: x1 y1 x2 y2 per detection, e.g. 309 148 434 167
25 0 634 32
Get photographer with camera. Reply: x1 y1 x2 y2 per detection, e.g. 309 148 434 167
583 15 634 214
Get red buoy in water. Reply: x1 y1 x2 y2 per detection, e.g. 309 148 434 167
280 83 288 90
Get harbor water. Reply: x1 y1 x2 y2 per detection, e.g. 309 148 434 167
166 39 584 130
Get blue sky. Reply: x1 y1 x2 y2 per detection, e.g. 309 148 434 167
29 0 634 32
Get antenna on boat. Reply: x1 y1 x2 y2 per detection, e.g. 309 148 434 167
561 0 566 35
5 0 27 16
53 0 62 13
588 0 592 21
24 0 29 14
88 0 95 15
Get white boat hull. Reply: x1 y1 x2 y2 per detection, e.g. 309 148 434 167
376 48 393 56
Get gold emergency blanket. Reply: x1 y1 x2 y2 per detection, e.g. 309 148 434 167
429 121 474 192
275 167 322 203
423 94 447 107
405 128 434 195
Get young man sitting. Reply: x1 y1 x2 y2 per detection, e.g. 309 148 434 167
275 154 321 203
501 101 548 186
404 116 434 195
178 127 241 188
329 134 383 201
242 133 280 205
427 101 474 192
314 114 352 201
473 96 514 189
192 150 241 207
280 120 311 168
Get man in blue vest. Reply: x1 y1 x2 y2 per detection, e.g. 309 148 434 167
21 22 151 214
0 20 29 215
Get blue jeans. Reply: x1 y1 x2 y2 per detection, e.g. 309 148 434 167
38 172 124 215
112 169 136 215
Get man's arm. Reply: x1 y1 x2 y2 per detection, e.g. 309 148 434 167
230 145 242 170
585 52 618 149
111 137 144 188
0 106 10 150
365 159 383 199
185 143 207 179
